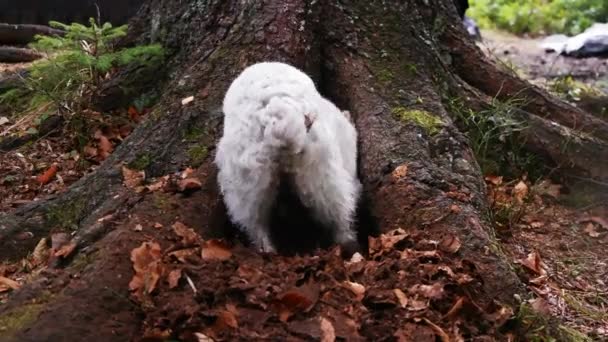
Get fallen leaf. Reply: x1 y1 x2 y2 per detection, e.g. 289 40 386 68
181 167 195 179
31 238 50 265
172 221 202 246
181 96 195 105
393 288 408 308
168 248 200 263
439 234 461 253
167 268 182 289
178 177 202 192
129 241 163 299
349 252 364 263
36 163 58 185
146 175 169 192
535 179 561 198
122 166 145 189
529 297 551 315
485 175 503 186
513 181 529 204
369 228 409 255
391 164 408 180
54 241 77 258
202 239 232 261
343 281 366 301
422 318 450 342
410 283 445 299
583 223 600 237
579 216 608 230
211 309 239 331
128 106 141 122
0 116 9 125
134 224 143 232
273 282 320 322
320 317 336 342
518 251 545 275
0 276 20 290
97 133 113 160
154 222 163 229
194 332 215 342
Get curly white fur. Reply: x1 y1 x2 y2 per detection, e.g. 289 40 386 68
215 62 361 253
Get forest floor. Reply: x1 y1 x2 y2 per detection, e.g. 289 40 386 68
0 30 606 341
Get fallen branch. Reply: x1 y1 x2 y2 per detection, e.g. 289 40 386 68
0 23 64 45
0 46 42 63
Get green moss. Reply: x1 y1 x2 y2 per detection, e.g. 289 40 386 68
391 107 443 135
128 153 152 170
375 69 394 83
0 290 56 339
47 200 86 230
184 126 205 142
70 251 96 273
187 144 208 166
516 303 592 342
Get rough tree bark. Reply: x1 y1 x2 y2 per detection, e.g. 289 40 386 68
0 23 64 45
0 1 605 341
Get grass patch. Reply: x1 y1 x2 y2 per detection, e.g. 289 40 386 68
449 95 542 180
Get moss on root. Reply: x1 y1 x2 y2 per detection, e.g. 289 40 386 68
392 107 443 135
187 144 208 166
46 200 86 230
0 291 54 340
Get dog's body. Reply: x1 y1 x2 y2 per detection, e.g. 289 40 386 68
215 62 361 253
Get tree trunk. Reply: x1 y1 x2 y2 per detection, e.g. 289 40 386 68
0 1 604 341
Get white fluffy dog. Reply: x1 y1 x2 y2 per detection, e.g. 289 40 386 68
215 62 361 253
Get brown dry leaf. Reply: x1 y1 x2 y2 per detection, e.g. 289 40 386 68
167 268 182 289
439 234 461 253
513 181 529 204
172 221 202 246
201 239 232 261
408 298 429 311
168 248 201 263
518 251 545 275
31 237 50 266
393 288 409 308
211 309 239 332
0 276 20 291
485 306 514 326
273 282 320 322
410 283 445 300
146 175 169 192
579 216 608 230
129 241 164 298
422 318 450 342
320 317 336 342
391 164 408 180
369 228 409 255
529 297 551 315
584 223 600 237
122 166 145 189
178 177 203 193
97 133 114 160
181 167 195 179
153 222 164 229
36 163 58 185
194 332 215 342
343 281 365 301
54 241 77 258
485 175 503 186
